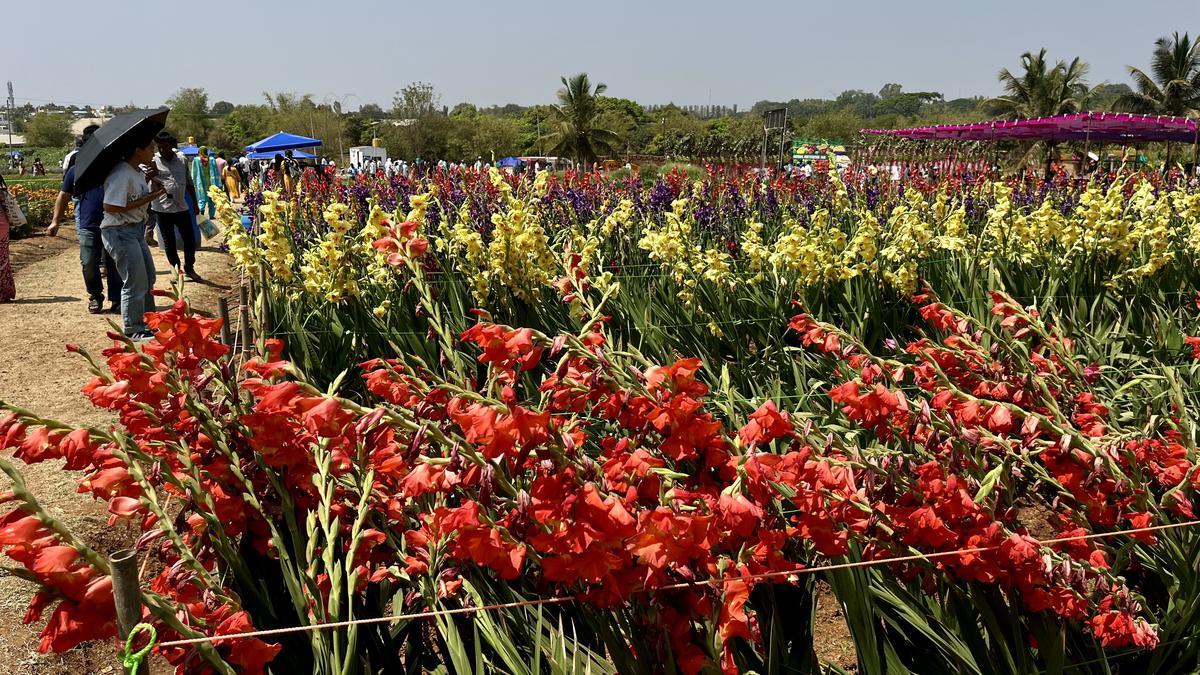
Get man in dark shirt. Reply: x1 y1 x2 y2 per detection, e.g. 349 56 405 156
49 126 122 314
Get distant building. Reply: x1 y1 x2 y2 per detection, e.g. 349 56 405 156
350 146 388 167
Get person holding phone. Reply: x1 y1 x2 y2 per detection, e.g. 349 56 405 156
101 130 165 340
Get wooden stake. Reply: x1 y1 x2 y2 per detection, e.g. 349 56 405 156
257 265 270 336
217 297 232 346
239 285 252 358
110 548 146 675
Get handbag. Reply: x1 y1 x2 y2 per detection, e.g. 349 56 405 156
197 213 220 240
1 190 26 228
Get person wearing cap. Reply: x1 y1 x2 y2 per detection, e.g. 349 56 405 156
151 131 202 281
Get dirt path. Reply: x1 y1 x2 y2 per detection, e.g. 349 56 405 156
0 226 235 674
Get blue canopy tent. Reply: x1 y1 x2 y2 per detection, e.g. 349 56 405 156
246 149 316 160
498 156 522 168
179 144 199 157
245 132 323 154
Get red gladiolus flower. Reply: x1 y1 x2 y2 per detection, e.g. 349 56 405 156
1185 336 1200 360
737 400 793 447
214 611 283 675
1090 609 1159 649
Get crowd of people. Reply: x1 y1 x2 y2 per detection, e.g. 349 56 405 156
4 155 47 176
0 127 262 340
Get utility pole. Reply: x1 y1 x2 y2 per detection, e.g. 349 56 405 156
5 82 13 149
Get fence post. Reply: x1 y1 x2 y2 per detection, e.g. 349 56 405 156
239 285 252 358
257 266 271 336
217 297 232 346
110 548 147 675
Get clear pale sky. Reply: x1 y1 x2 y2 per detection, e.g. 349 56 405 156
5 0 1198 110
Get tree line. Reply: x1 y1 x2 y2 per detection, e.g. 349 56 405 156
13 32 1200 165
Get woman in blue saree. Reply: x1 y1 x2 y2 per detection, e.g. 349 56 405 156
190 147 222 218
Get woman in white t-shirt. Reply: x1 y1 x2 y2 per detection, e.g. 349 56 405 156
101 133 166 340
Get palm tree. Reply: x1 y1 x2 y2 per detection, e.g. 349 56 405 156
989 49 1094 119
540 73 622 167
988 49 1095 175
1115 32 1200 117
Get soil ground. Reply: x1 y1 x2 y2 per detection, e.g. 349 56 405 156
0 226 235 674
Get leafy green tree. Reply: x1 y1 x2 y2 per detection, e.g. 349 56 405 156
384 83 450 161
266 93 348 152
446 111 520 161
873 88 944 117
359 103 387 119
834 90 880 118
540 73 622 166
517 105 556 154
796 109 865 143
221 105 273 150
642 105 705 157
23 112 72 146
210 100 235 117
1089 83 1134 111
165 87 211 144
1115 32 1200 116
393 82 441 119
381 116 450 162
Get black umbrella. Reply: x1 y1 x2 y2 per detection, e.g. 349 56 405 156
73 107 170 192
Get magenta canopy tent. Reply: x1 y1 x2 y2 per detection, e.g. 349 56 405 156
861 112 1199 144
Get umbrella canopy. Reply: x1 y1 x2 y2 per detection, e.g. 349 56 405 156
498 156 522 168
179 144 199 157
7 151 22 158
74 107 170 192
245 132 322 153
246 149 316 160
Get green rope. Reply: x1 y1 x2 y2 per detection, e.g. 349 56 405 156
122 623 157 671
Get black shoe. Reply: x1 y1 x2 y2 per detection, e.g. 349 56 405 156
87 299 102 314
108 303 121 315
128 330 157 342
185 268 203 281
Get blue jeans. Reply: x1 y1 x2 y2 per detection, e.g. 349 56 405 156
101 223 156 334
77 226 121 304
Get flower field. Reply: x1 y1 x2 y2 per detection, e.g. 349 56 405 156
4 164 1200 674
5 182 63 238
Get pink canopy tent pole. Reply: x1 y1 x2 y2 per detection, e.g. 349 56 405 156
1185 123 1195 176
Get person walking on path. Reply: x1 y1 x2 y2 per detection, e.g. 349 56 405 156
190 147 220 219
49 125 122 314
0 175 15 302
222 159 243 200
150 132 202 281
102 131 164 340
